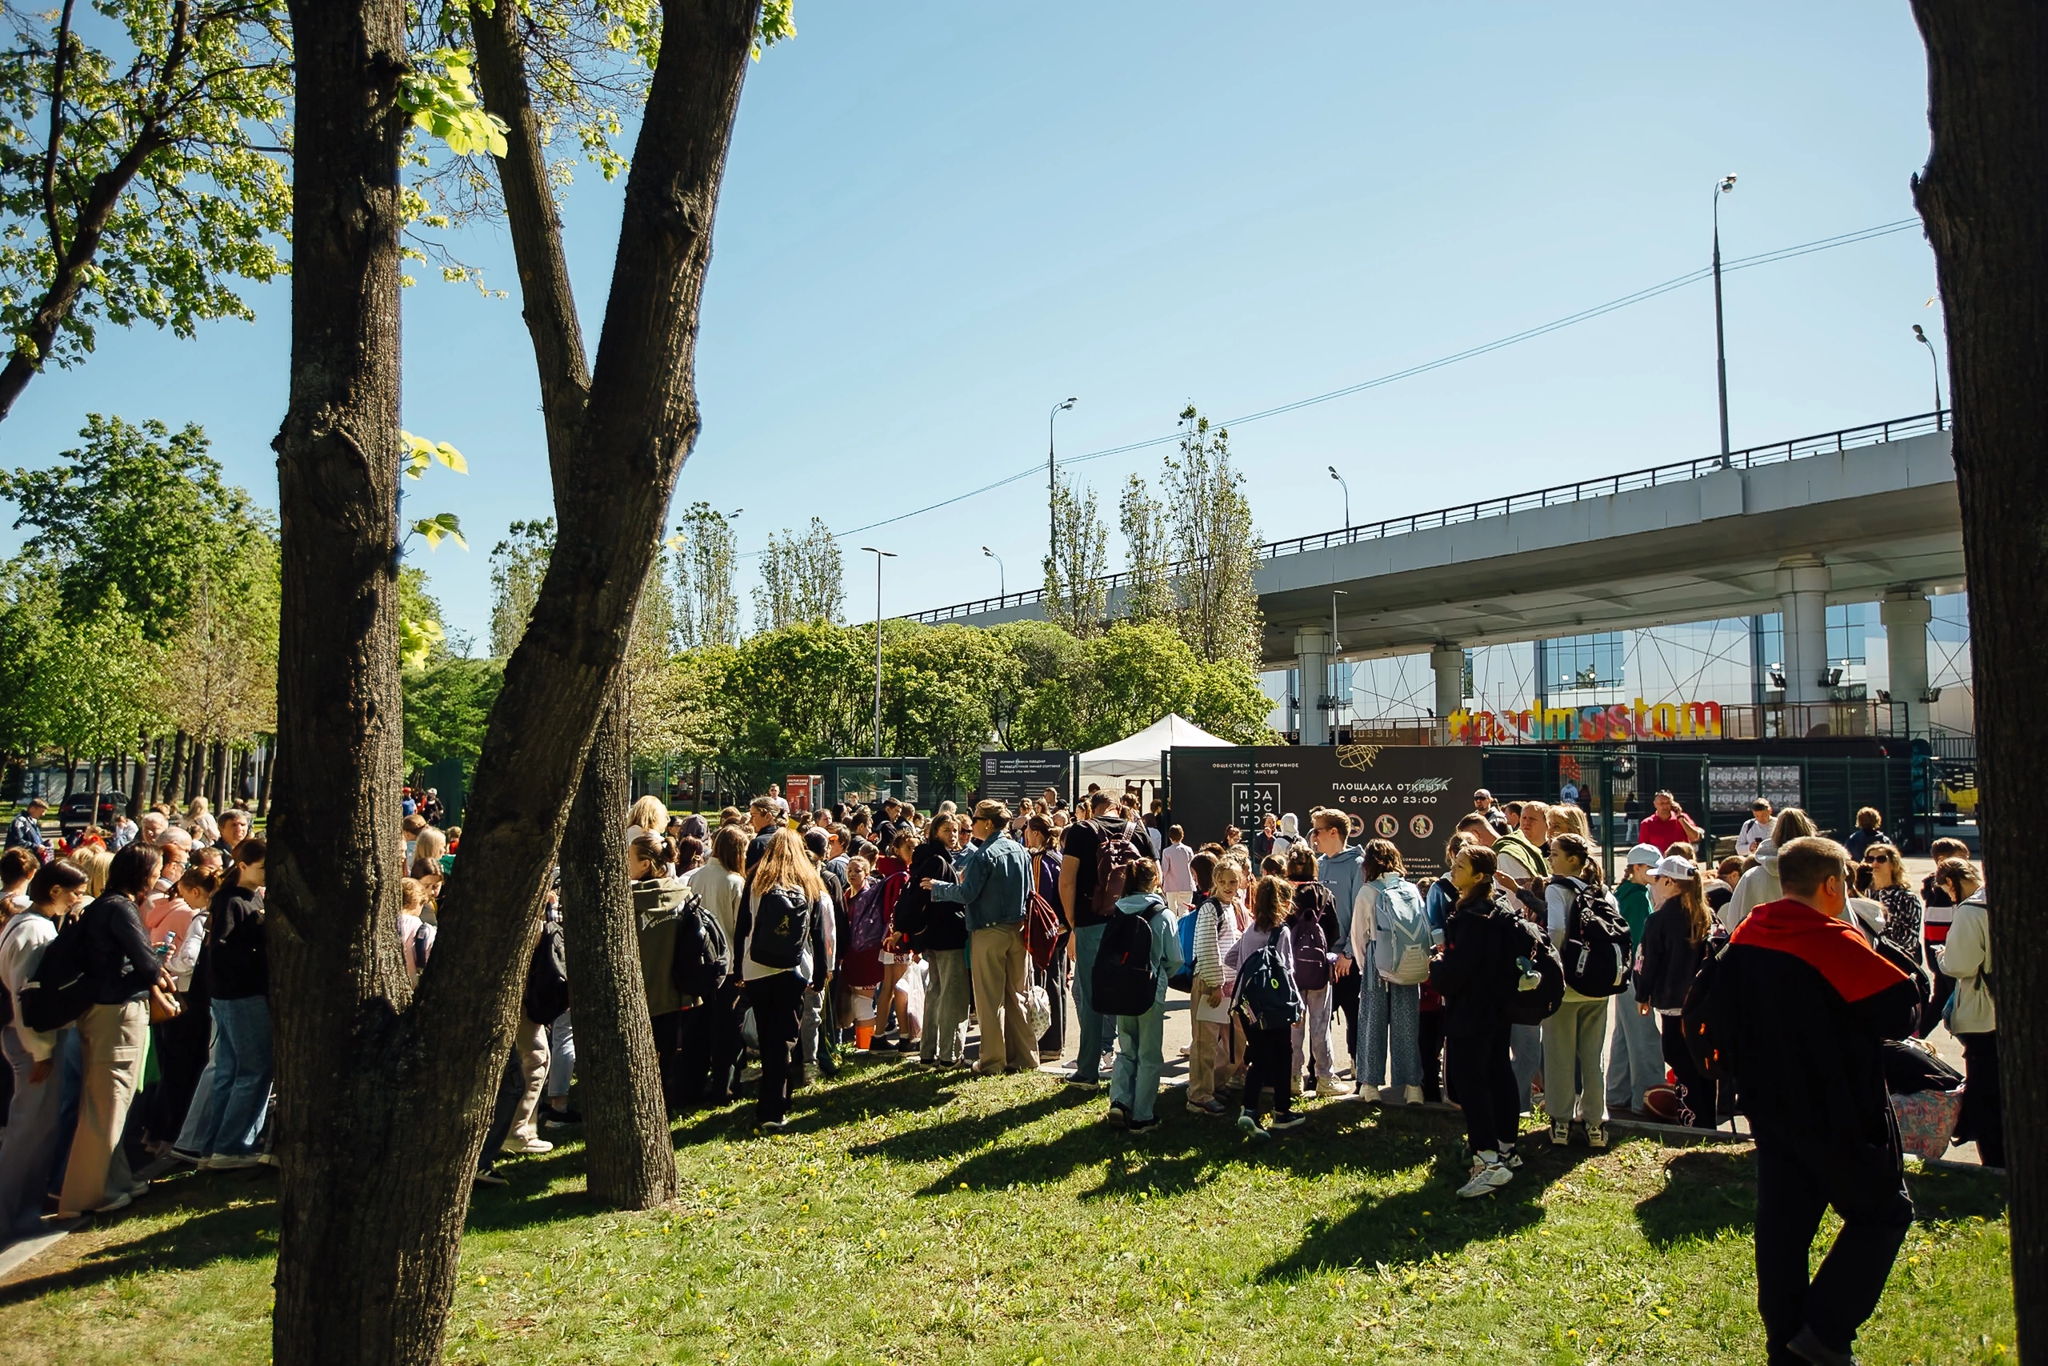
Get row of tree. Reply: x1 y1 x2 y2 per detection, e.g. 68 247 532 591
0 416 280 809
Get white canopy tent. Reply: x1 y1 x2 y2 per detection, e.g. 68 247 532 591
1076 713 1234 786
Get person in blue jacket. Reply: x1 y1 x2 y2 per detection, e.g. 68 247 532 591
1103 859 1180 1132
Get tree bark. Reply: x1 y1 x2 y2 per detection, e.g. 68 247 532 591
164 732 185 808
1909 1 2048 1355
264 3 761 1363
560 684 677 1207
257 737 274 815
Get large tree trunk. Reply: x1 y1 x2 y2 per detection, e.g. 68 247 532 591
164 731 185 806
265 3 761 1362
1909 0 2048 1354
560 686 677 1206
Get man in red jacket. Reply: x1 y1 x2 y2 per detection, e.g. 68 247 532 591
1705 837 1919 1366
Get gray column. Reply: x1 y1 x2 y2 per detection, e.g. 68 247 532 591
1431 644 1465 722
1296 626 1332 745
1775 556 1831 706
1881 590 1933 736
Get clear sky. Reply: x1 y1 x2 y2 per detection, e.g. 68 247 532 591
0 1 1945 649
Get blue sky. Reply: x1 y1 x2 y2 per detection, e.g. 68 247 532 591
1 1 1944 648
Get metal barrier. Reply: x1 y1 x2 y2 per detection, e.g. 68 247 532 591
906 410 1950 625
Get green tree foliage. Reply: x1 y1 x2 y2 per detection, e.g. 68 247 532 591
671 501 739 651
0 413 265 638
987 618 1085 749
0 551 164 765
401 656 504 778
1015 621 1273 751
487 517 554 658
1043 472 1108 638
752 516 842 632
1117 472 1171 626
397 564 452 670
155 533 281 748
718 619 867 760
0 0 291 421
1163 404 1263 666
878 621 1017 793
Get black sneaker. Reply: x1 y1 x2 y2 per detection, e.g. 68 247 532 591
541 1107 582 1126
1127 1117 1161 1134
1270 1111 1308 1132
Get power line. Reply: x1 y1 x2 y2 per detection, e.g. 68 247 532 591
771 217 1925 548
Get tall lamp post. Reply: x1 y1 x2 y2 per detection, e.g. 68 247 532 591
1048 397 1077 569
981 545 1005 598
858 546 896 757
1712 173 1738 465
1327 465 1351 528
1913 324 1945 428
1329 588 1348 743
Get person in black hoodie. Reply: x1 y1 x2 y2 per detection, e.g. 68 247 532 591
57 843 169 1216
190 838 271 1171
1430 845 1525 1199
1702 836 1918 1366
902 815 967 1066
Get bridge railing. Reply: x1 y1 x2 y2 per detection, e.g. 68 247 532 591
904 410 1949 625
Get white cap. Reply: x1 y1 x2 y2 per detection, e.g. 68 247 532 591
1651 855 1698 881
1625 843 1662 867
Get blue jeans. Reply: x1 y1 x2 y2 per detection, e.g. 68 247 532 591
1069 923 1115 1081
1358 974 1422 1091
1605 980 1662 1111
547 1010 574 1100
1109 999 1167 1122
197 996 272 1158
0 1027 81 1237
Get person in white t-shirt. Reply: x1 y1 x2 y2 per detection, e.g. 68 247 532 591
1159 825 1195 912
1735 799 1773 857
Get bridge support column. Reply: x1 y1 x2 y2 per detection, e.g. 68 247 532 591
1297 627 1333 746
1776 556 1832 706
1431 645 1464 725
1881 589 1933 736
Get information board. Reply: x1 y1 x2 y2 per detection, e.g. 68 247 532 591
1169 744 1484 879
978 750 1074 809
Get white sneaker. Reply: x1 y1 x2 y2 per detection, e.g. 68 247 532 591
1586 1122 1608 1150
1314 1077 1344 1098
1550 1118 1571 1145
501 1136 554 1155
1402 1085 1425 1105
1457 1154 1513 1198
1356 1084 1381 1102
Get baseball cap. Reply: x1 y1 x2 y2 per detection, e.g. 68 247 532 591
1625 843 1661 867
1651 855 1699 881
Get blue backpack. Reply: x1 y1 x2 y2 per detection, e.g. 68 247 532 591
1168 903 1202 993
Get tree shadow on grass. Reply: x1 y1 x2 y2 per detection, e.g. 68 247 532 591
1258 1118 1602 1278
1907 1161 2006 1222
0 1169 278 1306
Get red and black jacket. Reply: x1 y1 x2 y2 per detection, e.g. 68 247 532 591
1714 898 1920 1162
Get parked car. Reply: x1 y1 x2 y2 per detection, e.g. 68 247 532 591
59 791 127 842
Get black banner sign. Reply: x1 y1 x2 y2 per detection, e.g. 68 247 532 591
1168 745 1484 879
978 750 1074 809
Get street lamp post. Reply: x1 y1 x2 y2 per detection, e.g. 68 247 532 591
1327 465 1351 528
1913 324 1945 428
1048 397 1077 570
1329 589 1348 743
858 546 896 757
1712 173 1738 464
981 545 1005 598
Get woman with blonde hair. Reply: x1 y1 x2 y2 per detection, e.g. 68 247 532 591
1637 855 1716 1127
626 795 669 845
72 845 113 898
742 827 829 1130
185 796 219 845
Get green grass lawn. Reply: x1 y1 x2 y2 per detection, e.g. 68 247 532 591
0 1060 2014 1364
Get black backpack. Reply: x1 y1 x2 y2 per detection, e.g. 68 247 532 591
1556 878 1631 998
1504 914 1565 1026
18 911 95 1033
748 885 813 971
1233 937 1303 1029
670 893 731 1000
1680 937 1735 1081
1090 910 1158 1016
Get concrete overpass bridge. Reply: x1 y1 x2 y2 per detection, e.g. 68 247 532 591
907 412 1962 738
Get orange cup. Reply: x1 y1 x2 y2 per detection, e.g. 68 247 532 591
854 1022 876 1050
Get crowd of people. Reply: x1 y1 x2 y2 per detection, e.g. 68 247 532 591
0 778 1995 1362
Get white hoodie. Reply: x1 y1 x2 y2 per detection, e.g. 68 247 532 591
1725 841 1783 931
